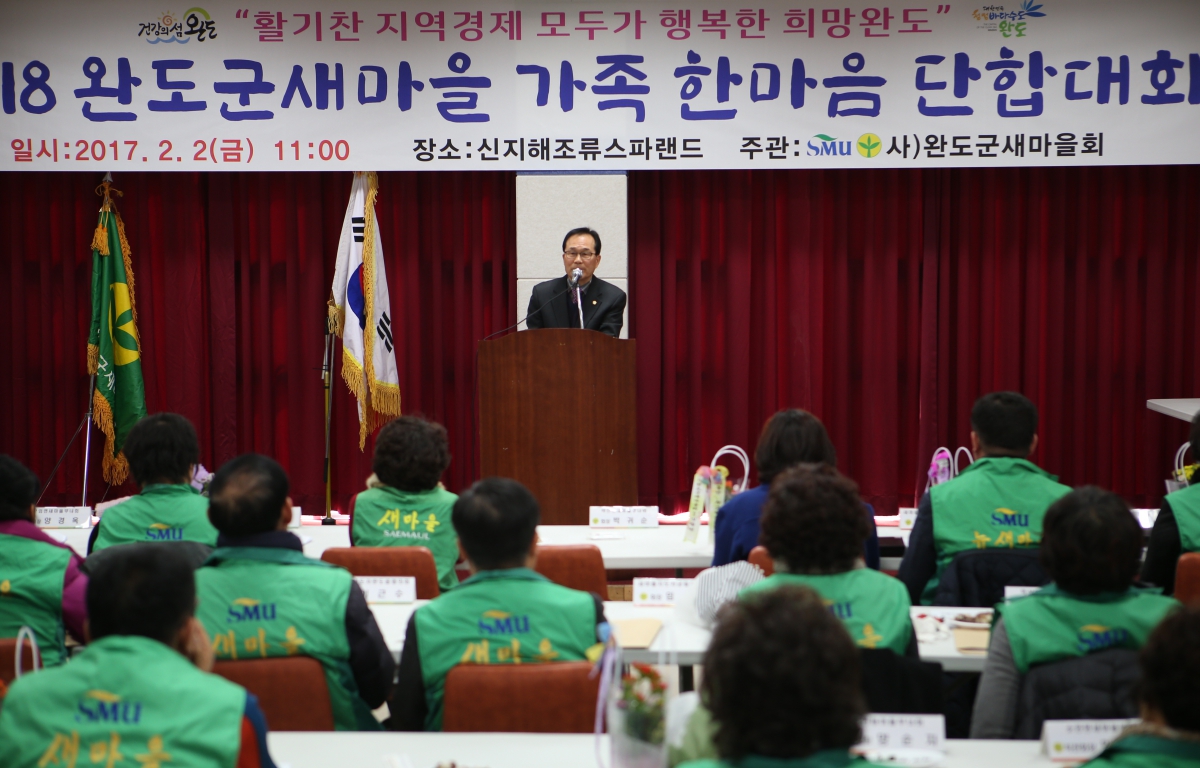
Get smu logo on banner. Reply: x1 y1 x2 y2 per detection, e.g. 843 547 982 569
806 133 883 158
227 597 278 623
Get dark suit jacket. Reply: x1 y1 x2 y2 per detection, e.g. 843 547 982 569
525 275 626 337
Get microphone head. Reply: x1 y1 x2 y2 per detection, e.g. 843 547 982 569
570 268 583 287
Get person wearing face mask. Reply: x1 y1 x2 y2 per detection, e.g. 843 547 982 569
525 227 627 337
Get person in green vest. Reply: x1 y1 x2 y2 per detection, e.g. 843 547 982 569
1141 410 1200 596
194 453 394 731
677 585 890 768
0 543 279 768
971 487 1179 739
89 413 218 553
741 463 915 656
0 456 89 666
390 477 608 731
1082 604 1200 767
351 416 460 593
898 391 1072 605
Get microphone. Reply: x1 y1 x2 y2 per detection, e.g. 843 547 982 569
569 268 583 288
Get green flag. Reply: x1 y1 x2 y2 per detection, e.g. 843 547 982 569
86 182 147 485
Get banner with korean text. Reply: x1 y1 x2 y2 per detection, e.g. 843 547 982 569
1 0 1198 170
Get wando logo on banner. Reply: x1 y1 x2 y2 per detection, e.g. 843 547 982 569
137 8 218 44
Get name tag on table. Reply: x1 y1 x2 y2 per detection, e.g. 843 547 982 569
289 506 302 529
1004 585 1040 599
354 576 417 604
1042 719 1136 762
633 577 693 606
1132 508 1158 529
857 713 945 754
590 506 659 528
898 508 918 531
36 507 92 529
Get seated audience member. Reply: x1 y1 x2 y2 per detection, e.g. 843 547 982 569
195 454 393 731
392 477 607 731
971 487 1179 739
741 464 915 656
1141 411 1200 595
898 392 1072 605
351 416 459 592
1083 605 1200 766
677 586 888 768
90 413 218 553
0 544 278 768
713 409 880 569
0 456 87 665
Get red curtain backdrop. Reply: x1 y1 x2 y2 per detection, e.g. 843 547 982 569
630 167 1200 514
1 171 515 512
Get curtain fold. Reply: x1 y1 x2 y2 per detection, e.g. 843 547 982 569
0 171 516 512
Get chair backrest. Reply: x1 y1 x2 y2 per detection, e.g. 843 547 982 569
748 546 775 576
212 657 336 731
443 662 599 732
933 548 1048 608
1176 552 1200 605
1015 648 1140 740
535 545 608 596
0 638 37 685
321 546 440 599
859 648 943 714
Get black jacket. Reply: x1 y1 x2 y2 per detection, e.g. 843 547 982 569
1015 648 1140 739
526 275 627 337
933 548 1049 608
1141 498 1181 595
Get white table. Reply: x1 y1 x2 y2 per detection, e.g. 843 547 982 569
368 601 985 674
266 732 1055 768
1147 398 1200 422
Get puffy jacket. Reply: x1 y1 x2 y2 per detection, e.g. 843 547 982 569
1015 648 1139 740
934 548 1049 608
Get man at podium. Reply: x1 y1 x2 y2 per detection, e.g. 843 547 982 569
526 227 627 337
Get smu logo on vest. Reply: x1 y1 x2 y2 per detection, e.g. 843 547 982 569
145 522 184 541
477 610 531 635
1076 624 1131 653
991 507 1030 527
823 598 854 620
227 597 278 623
75 690 142 725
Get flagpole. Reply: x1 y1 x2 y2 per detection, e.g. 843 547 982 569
321 327 336 525
80 374 95 507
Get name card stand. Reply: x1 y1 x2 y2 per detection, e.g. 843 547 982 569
632 577 693 606
289 506 302 529
1041 719 1136 762
36 507 92 529
856 714 946 765
590 506 660 528
354 576 417 604
898 508 919 531
1004 585 1041 599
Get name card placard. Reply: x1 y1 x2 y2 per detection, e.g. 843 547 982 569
632 577 693 606
898 508 919 531
289 506 302 529
1132 509 1159 529
1005 586 1041 599
857 713 946 753
1042 719 1136 762
590 506 660 528
354 576 417 604
36 507 92 529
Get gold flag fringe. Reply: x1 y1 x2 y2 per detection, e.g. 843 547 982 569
327 299 345 338
86 344 99 375
90 214 110 255
91 387 130 485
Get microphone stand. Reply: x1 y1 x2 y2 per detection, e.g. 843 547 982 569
576 285 585 330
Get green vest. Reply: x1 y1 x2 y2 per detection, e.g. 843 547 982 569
414 568 600 731
0 533 69 667
740 570 913 656
195 546 381 731
678 749 890 768
1165 483 1200 553
924 457 1071 604
93 484 218 551
351 485 460 593
0 634 245 768
1084 735 1200 768
998 584 1178 674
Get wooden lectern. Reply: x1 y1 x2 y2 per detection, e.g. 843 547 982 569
478 329 638 525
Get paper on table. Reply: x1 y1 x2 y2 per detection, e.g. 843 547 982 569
611 618 663 649
953 627 990 655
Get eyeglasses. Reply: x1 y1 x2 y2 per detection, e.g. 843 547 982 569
563 250 597 260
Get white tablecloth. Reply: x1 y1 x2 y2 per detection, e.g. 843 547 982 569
267 732 1055 768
